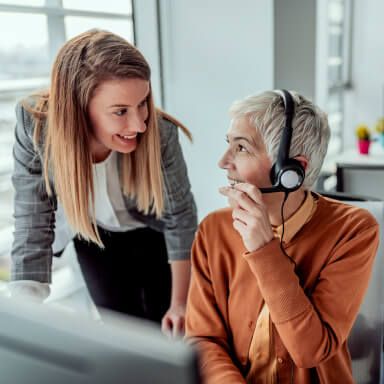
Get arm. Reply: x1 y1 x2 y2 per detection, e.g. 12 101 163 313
244 225 379 368
11 102 56 286
185 227 246 384
159 116 197 262
158 116 198 337
220 182 379 368
170 260 191 305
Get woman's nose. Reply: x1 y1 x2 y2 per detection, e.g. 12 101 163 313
218 150 233 169
128 112 147 133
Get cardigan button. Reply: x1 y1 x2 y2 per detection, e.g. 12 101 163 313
277 357 284 364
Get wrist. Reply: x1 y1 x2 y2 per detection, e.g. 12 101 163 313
170 260 191 307
170 296 187 307
8 280 50 302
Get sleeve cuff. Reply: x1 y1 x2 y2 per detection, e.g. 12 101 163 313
8 280 51 302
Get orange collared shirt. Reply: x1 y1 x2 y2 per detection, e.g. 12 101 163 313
186 192 379 384
246 191 318 384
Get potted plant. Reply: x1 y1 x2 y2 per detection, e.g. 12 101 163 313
375 117 384 147
355 124 371 155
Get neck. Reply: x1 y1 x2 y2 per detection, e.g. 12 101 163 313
264 188 307 226
93 149 112 163
89 139 111 163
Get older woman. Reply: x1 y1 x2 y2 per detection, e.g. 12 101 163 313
185 90 379 383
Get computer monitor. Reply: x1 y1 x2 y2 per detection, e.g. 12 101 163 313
0 296 201 384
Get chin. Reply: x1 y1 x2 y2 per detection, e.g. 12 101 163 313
117 146 137 154
114 142 138 154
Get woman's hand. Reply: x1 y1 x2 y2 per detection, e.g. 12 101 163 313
219 183 274 252
161 302 186 339
161 259 191 340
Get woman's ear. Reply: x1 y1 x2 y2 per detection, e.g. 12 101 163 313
294 156 309 171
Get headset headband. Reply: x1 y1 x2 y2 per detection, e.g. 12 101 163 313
259 89 305 194
276 89 294 169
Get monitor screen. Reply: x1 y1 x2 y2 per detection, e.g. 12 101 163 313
0 296 201 384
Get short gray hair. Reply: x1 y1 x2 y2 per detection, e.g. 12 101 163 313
229 90 330 189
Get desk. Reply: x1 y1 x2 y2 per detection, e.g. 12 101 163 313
327 143 384 199
317 142 384 198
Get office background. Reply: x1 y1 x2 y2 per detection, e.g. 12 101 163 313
0 0 383 286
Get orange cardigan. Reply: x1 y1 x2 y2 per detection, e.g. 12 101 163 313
185 194 379 383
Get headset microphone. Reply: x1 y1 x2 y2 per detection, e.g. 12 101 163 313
259 89 305 194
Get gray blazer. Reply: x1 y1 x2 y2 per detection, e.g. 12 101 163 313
11 102 197 283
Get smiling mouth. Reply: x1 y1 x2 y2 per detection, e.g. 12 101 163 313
117 134 137 140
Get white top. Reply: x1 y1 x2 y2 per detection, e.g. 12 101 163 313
92 150 146 232
52 150 146 253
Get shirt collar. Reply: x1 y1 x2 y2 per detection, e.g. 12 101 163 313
272 191 316 243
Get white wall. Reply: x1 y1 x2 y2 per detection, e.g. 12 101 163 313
274 0 316 100
158 0 274 221
343 0 384 150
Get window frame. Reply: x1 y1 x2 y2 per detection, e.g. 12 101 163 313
0 0 134 93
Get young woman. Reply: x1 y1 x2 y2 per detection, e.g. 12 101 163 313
10 29 197 338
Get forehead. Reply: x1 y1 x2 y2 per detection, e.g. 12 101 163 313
228 116 262 142
93 78 149 100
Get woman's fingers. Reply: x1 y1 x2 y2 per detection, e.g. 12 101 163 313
161 316 173 339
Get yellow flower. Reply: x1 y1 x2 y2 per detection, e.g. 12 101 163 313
356 125 370 141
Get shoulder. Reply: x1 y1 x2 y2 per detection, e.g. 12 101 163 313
311 193 380 269
198 207 234 238
314 192 379 232
14 101 36 149
157 112 178 146
15 100 34 126
15 96 41 136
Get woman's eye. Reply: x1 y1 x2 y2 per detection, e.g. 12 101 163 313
114 109 127 116
237 144 247 153
139 99 147 108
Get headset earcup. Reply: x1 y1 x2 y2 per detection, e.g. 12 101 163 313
270 159 305 192
280 159 305 190
290 159 305 185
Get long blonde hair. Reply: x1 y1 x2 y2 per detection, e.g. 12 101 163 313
23 30 191 247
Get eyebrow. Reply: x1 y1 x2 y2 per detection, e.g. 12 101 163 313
108 93 149 109
226 135 255 146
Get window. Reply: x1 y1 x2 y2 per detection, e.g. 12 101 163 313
325 0 352 157
0 1 134 281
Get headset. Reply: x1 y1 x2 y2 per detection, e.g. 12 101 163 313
259 90 303 384
259 89 305 194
